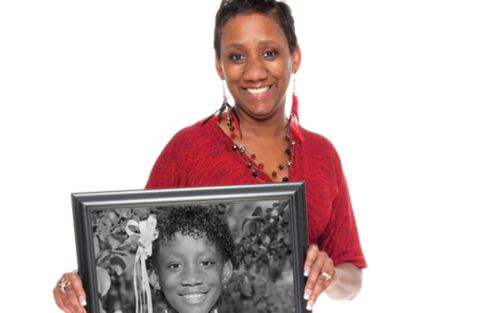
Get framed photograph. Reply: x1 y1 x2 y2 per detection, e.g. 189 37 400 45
72 182 308 313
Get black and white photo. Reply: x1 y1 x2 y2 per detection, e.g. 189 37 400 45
72 183 308 313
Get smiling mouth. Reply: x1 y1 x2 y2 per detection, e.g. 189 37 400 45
179 292 209 304
243 85 274 100
244 85 272 94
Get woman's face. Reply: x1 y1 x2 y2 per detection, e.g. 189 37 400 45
216 12 301 121
157 233 232 313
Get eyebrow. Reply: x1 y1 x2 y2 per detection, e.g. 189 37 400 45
225 40 282 50
258 40 281 47
162 245 218 258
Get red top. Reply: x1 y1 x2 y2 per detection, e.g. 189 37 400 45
146 117 366 268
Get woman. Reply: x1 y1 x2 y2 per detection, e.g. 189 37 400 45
54 1 366 312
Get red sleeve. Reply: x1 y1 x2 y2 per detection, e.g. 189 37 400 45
320 143 367 268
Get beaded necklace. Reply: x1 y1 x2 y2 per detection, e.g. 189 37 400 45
226 109 296 182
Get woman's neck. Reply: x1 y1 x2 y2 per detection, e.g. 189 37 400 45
233 106 288 140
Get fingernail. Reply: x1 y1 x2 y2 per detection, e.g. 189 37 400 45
303 288 311 300
306 300 315 311
79 297 87 306
304 267 310 277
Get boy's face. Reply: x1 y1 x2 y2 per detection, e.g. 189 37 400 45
157 232 232 313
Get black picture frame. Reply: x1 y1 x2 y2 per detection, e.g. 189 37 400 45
72 182 308 313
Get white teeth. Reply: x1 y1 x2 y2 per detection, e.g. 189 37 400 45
183 293 204 301
247 86 270 94
181 293 206 304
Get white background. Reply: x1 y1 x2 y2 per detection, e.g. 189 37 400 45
1 1 499 312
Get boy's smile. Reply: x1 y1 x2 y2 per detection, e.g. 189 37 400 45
179 291 209 304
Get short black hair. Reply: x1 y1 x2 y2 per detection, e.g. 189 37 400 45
152 206 235 266
214 0 298 57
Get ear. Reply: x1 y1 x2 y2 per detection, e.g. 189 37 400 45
292 44 302 74
149 268 161 291
222 260 233 284
215 54 225 80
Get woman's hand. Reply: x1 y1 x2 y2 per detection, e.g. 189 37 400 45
303 245 363 310
53 271 87 313
303 244 336 311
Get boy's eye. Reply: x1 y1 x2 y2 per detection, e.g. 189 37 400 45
167 262 183 269
229 53 244 63
263 49 279 59
200 260 215 267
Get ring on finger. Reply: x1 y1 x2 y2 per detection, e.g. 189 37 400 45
59 277 71 294
320 271 333 282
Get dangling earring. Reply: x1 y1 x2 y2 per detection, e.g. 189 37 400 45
219 80 232 123
204 80 232 126
223 81 233 126
221 81 242 138
289 74 299 127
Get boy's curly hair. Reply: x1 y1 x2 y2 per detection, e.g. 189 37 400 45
152 205 236 266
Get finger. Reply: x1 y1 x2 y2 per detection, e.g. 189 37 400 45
307 259 335 310
303 244 319 277
53 285 71 313
303 251 326 301
65 272 87 307
64 284 87 313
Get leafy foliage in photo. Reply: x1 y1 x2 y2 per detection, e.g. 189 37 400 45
219 200 294 313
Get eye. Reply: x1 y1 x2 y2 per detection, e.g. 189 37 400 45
263 49 279 59
167 262 183 270
200 260 215 267
229 53 245 63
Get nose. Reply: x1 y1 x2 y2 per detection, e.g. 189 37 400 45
180 264 203 286
242 55 268 82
